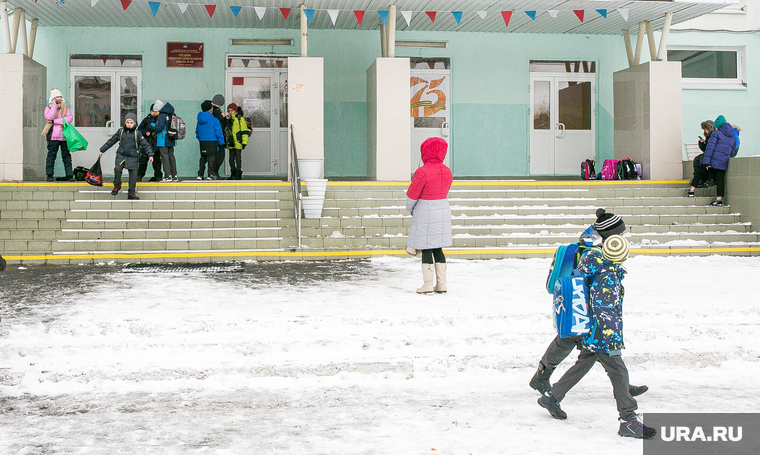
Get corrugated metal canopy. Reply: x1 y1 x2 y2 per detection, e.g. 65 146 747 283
4 0 730 34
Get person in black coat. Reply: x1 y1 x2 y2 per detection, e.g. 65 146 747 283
137 102 163 182
99 113 153 200
687 120 715 197
210 94 229 178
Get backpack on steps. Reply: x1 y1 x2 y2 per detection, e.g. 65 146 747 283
600 159 621 180
581 159 596 180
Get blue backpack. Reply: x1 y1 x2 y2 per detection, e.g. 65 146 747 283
552 272 592 338
731 128 740 157
546 244 582 294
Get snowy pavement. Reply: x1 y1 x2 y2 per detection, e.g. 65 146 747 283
1 256 759 454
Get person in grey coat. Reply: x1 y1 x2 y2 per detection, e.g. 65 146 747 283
406 137 453 294
99 113 153 200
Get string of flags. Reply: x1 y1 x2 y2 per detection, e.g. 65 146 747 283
83 1 630 25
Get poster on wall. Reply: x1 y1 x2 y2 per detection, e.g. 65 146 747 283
410 75 448 118
166 43 204 68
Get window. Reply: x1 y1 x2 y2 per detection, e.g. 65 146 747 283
667 46 746 90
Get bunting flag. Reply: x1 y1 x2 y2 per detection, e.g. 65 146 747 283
90 0 98 6
254 6 265 20
205 5 216 17
120 0 131 11
426 11 436 23
525 11 536 21
476 11 487 20
241 59 250 68
280 8 291 20
501 11 512 28
378 10 388 25
230 6 241 18
618 8 629 22
327 9 339 25
177 3 188 13
597 9 607 19
354 10 365 25
148 1 160 17
452 11 462 25
548 10 558 18
304 8 315 23
574 10 584 22
401 11 412 26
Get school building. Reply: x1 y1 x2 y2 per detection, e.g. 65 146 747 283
0 0 755 182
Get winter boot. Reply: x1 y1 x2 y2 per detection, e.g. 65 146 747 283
629 385 649 397
417 264 435 294
529 361 553 394
618 414 656 439
434 263 447 293
538 393 567 420
111 186 121 196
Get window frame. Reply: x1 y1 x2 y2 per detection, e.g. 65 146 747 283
666 45 746 90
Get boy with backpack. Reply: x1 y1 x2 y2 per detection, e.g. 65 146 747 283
99 113 153 200
537 235 656 439
196 100 225 180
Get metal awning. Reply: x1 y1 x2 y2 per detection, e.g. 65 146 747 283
3 0 730 34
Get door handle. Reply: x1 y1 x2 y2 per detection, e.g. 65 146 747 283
556 123 565 138
105 120 116 135
441 121 450 137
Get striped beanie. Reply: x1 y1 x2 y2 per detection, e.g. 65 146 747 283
594 208 626 239
602 235 630 264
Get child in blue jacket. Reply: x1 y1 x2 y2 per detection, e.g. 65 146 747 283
195 100 224 180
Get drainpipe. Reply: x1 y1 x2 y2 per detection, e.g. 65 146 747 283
300 3 307 57
28 17 37 58
388 5 396 58
1 0 11 54
656 13 673 62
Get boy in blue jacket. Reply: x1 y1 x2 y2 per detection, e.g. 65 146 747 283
196 100 224 180
538 235 656 440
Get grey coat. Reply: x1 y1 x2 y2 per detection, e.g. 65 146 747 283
100 128 152 170
406 197 452 250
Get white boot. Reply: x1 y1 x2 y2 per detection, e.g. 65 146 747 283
434 263 447 293
417 263 435 294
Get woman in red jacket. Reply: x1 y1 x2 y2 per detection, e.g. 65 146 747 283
406 137 453 294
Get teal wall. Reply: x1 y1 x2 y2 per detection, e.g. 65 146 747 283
35 26 630 178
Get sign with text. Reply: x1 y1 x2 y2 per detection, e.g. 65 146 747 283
644 413 760 454
166 42 204 68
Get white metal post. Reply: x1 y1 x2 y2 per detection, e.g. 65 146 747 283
10 5 20 53
623 30 634 68
0 0 11 54
300 4 307 57
388 5 396 58
380 23 387 57
656 13 674 62
17 8 27 57
633 22 645 66
645 21 657 61
28 18 37 58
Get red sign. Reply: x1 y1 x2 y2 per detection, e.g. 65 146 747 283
166 42 204 68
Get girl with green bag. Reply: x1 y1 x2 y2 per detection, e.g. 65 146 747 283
42 87 74 181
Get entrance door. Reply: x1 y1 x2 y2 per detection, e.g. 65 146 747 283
410 58 451 172
226 68 288 177
529 74 595 175
69 69 141 173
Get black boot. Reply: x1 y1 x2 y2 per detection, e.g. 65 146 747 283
529 361 554 394
629 385 648 397
538 393 567 420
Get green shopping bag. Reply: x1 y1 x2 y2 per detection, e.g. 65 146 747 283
61 119 88 152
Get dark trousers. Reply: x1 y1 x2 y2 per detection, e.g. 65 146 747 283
160 146 177 178
114 163 138 196
713 168 727 198
229 148 242 175
552 348 638 419
421 248 446 264
540 335 582 370
46 140 73 177
198 141 218 177
690 154 712 188
138 147 162 180
213 143 226 176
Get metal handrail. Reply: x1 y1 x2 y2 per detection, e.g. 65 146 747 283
289 125 302 249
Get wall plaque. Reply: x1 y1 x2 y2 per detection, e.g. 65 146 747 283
167 42 204 68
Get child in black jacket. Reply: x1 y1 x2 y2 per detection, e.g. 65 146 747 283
99 113 152 200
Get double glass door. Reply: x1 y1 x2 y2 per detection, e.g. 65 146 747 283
225 69 288 177
69 69 141 171
530 72 595 176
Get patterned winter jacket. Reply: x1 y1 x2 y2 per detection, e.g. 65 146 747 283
578 248 626 353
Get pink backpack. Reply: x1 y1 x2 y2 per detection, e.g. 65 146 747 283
600 159 621 180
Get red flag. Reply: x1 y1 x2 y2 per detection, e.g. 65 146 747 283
574 10 584 22
280 8 291 20
501 11 512 28
354 10 365 25
120 0 131 11
205 5 216 17
426 11 436 23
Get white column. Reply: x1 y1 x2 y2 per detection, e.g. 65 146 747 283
300 4 307 57
28 18 37 58
623 30 634 68
656 13 674 62
17 8 26 57
1 0 11 54
645 21 656 61
633 22 645 65
388 5 396 58
10 5 20 53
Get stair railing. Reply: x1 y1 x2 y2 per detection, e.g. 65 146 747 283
289 125 302 249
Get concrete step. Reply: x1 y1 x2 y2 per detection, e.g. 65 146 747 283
62 218 285 229
77 188 289 201
71 199 283 210
53 237 284 252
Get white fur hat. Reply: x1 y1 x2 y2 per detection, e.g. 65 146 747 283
49 87 64 103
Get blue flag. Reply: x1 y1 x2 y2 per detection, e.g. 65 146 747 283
452 11 462 25
304 8 315 23
149 1 160 17
378 10 389 25
230 6 242 18
525 11 536 21
597 9 607 18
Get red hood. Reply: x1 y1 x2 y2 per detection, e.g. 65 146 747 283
420 137 448 164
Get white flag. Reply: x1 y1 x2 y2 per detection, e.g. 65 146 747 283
91 0 99 6
618 8 629 22
327 9 339 25
548 10 559 18
177 3 188 14
401 11 412 26
254 7 266 20
476 11 487 20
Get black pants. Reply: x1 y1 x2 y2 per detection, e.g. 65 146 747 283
46 140 72 177
540 335 582 370
114 163 138 196
552 348 638 419
198 141 218 177
713 168 727 198
229 148 242 176
137 148 162 180
421 248 446 264
213 143 226 176
690 154 711 188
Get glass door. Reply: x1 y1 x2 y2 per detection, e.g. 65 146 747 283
69 69 141 173
410 58 451 173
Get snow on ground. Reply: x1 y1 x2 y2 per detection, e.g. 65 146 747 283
0 256 759 454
